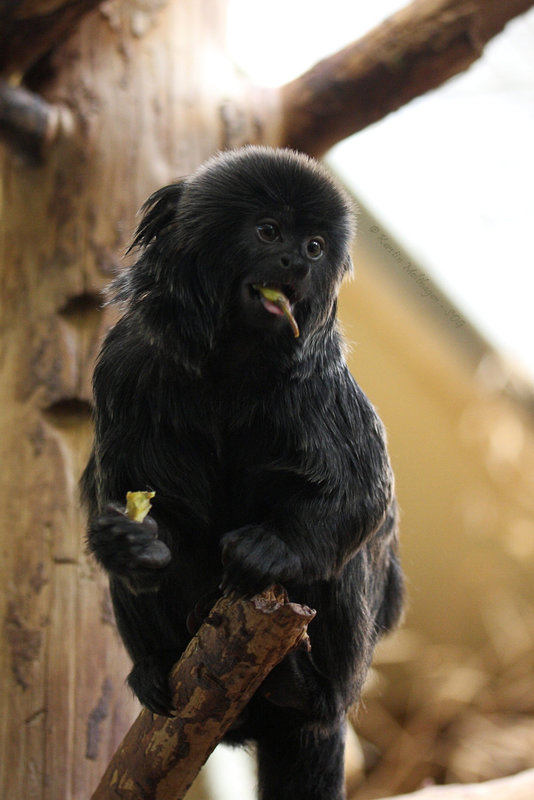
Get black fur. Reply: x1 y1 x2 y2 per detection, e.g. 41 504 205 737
82 146 403 800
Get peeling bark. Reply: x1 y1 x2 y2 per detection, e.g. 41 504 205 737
90 587 315 800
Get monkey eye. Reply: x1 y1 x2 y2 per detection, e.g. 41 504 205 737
306 236 325 260
256 220 281 243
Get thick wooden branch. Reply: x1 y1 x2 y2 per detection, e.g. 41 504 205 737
0 80 74 162
90 587 315 800
380 768 534 799
280 0 534 157
0 0 103 77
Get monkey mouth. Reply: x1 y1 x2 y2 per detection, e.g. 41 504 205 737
250 283 300 338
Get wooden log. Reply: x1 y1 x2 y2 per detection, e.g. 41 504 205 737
90 587 315 800
279 0 534 156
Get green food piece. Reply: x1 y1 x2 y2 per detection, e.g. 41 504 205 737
126 491 155 522
253 285 300 338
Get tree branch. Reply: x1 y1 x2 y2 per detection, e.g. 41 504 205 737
90 587 315 800
279 0 534 157
0 80 74 163
380 768 534 799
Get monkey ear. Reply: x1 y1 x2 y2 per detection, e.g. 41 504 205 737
128 181 187 252
120 178 221 371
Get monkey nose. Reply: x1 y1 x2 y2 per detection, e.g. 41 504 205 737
279 255 310 280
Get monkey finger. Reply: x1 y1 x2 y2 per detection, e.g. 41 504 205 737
125 528 157 545
142 516 158 535
103 503 127 517
220 567 256 598
134 541 172 569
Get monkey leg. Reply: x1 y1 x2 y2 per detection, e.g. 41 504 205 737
257 716 346 800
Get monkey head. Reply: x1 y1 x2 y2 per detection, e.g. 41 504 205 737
112 146 356 366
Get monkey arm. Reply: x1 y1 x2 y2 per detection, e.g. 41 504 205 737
221 379 395 595
220 487 394 597
222 446 395 594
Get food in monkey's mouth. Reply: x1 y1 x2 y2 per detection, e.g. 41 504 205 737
252 284 300 338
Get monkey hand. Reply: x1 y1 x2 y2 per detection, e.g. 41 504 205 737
220 524 301 597
89 505 171 593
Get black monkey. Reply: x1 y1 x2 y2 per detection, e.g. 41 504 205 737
82 146 403 800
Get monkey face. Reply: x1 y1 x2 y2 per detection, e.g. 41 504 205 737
238 217 327 339
118 147 355 360
191 149 355 343
236 207 352 342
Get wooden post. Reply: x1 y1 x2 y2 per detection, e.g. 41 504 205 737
0 2 274 797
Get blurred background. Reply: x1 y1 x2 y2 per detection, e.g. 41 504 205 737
190 2 534 797
1 1 533 797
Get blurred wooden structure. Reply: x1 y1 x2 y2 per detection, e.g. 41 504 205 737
341 204 534 654
382 767 534 799
337 204 534 797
